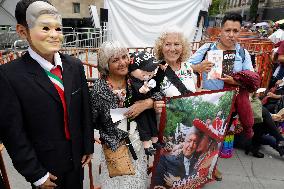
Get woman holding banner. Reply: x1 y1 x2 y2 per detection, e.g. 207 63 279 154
153 25 197 98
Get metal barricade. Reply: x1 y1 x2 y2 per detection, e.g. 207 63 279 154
0 32 20 50
0 40 275 88
62 30 109 49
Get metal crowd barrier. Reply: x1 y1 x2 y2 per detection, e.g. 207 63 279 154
0 41 274 88
0 32 20 50
62 31 109 49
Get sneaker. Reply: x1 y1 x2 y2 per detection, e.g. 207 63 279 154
144 147 156 156
276 146 284 157
277 140 284 147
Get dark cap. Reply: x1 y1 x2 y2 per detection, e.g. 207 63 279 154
129 51 158 72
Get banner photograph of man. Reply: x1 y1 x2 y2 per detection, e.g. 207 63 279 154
151 89 235 189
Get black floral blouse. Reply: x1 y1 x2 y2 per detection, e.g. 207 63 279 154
90 78 132 151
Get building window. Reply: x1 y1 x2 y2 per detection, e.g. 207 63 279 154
73 3 80 13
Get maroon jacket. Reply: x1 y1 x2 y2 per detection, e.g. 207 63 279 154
226 70 261 138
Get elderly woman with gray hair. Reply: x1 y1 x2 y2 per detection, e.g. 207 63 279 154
90 41 154 189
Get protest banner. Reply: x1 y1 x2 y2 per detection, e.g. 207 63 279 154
151 89 236 189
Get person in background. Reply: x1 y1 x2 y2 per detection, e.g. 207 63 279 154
0 1 94 188
90 41 154 189
247 92 284 158
270 40 284 88
196 0 212 29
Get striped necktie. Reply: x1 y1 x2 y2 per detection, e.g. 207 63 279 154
45 66 70 140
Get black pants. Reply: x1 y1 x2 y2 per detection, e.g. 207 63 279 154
252 107 284 149
0 173 4 189
196 10 208 27
31 167 83 189
269 64 284 89
135 109 158 141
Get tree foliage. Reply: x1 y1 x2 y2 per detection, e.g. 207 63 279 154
209 0 226 16
165 91 234 136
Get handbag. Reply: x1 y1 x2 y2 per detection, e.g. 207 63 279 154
103 141 135 178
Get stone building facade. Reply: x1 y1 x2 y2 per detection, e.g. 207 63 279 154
224 0 284 21
48 0 104 28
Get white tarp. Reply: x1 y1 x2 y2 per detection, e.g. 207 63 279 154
105 0 203 47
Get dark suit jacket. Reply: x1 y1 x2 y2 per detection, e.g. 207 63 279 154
0 52 94 183
0 172 4 189
152 153 197 188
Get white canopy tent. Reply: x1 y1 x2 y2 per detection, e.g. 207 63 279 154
104 0 205 47
0 0 18 26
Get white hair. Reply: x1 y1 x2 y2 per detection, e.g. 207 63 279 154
98 41 129 76
185 126 201 138
153 25 190 62
26 1 62 28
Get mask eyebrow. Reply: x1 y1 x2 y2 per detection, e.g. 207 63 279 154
37 21 62 27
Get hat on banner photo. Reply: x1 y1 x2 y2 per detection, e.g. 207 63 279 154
192 118 226 142
129 51 159 72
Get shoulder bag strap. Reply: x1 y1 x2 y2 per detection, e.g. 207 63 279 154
164 66 191 95
125 120 137 160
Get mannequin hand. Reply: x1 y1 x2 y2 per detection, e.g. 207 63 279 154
39 173 57 189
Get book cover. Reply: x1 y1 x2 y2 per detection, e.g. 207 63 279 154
222 50 236 76
207 50 223 79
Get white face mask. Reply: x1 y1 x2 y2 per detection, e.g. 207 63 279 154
25 1 63 55
26 1 62 29
28 14 63 55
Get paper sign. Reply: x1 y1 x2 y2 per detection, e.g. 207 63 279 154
207 50 223 79
277 108 284 118
256 88 266 93
110 108 130 123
